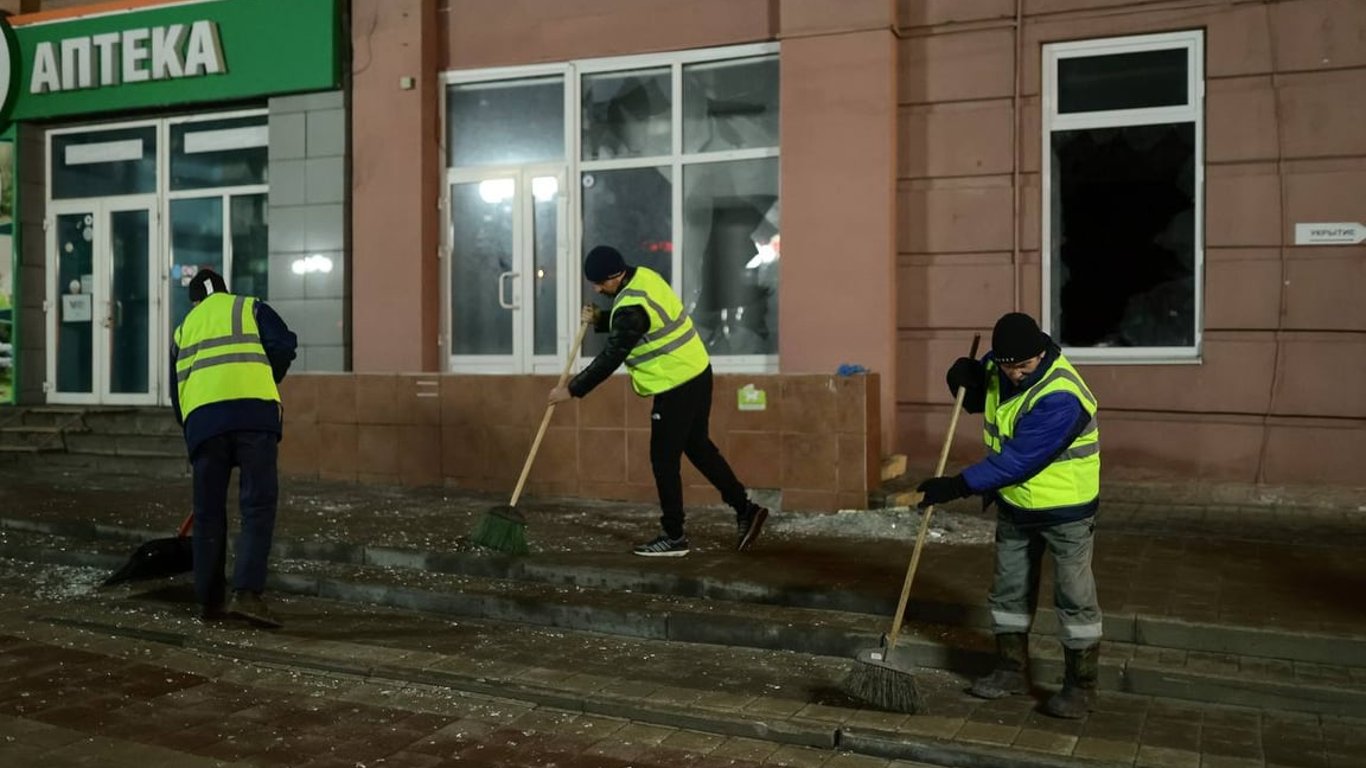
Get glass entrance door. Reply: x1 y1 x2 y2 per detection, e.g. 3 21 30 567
447 167 567 373
48 198 159 404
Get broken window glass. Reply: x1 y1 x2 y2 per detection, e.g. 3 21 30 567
1049 122 1197 349
582 68 672 161
682 56 779 154
681 158 780 355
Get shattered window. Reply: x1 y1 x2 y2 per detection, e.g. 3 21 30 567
1050 123 1196 348
1044 31 1203 360
582 68 671 161
682 57 779 153
577 50 780 362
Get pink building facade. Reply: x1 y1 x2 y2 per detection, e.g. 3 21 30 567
6 0 1363 505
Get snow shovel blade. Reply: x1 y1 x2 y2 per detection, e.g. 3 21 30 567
102 536 194 586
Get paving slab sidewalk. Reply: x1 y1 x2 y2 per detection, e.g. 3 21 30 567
4 454 1366 767
2 464 1364 644
4 559 1364 768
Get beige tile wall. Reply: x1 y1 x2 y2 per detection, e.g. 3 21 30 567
278 373 880 512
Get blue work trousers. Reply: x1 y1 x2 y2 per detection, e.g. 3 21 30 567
191 430 279 607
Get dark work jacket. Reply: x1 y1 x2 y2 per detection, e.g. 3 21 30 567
170 299 298 460
567 268 650 398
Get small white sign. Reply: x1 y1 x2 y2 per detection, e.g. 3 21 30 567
80 274 94 294
62 293 92 322
1294 222 1365 246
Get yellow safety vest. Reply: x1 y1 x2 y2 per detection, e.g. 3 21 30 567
984 353 1100 511
612 267 709 396
174 293 280 420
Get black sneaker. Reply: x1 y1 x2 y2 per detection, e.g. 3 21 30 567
633 534 690 557
736 504 769 552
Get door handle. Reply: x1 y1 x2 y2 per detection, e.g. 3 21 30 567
498 271 521 310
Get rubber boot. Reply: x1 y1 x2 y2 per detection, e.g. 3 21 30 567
968 632 1030 699
1043 645 1098 719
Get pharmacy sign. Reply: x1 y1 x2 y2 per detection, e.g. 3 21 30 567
4 0 338 125
28 20 227 95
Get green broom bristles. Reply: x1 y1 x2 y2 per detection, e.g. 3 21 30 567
842 648 923 714
469 506 529 555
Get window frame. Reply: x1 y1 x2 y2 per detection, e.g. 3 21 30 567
442 64 573 375
44 108 270 407
1041 30 1205 364
439 42 780 375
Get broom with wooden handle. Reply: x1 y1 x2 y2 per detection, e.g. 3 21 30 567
469 320 592 554
843 333 981 713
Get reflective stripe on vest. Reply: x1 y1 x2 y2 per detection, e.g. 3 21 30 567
983 352 1100 510
611 267 709 396
989 416 1099 459
174 294 280 419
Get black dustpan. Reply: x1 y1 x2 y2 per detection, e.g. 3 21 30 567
103 513 194 586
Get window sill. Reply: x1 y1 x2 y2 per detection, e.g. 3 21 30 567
1062 348 1202 366
708 354 780 375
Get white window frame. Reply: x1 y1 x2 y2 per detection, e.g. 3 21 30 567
442 63 574 376
1042 30 1204 364
163 109 271 402
44 108 270 405
46 117 165 406
440 42 781 376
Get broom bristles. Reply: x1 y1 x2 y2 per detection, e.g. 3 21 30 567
469 509 529 555
842 658 923 714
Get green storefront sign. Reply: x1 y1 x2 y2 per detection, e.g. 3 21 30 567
7 0 338 123
0 0 340 404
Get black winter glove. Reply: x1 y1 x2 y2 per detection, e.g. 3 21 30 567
946 356 985 394
916 474 971 509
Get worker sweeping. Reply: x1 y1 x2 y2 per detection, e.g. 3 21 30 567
917 311 1103 719
548 245 769 557
171 269 296 628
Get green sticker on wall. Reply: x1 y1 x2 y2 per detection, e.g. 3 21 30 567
737 384 767 412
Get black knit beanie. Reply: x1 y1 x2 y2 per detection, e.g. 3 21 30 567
991 312 1047 363
583 245 627 282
